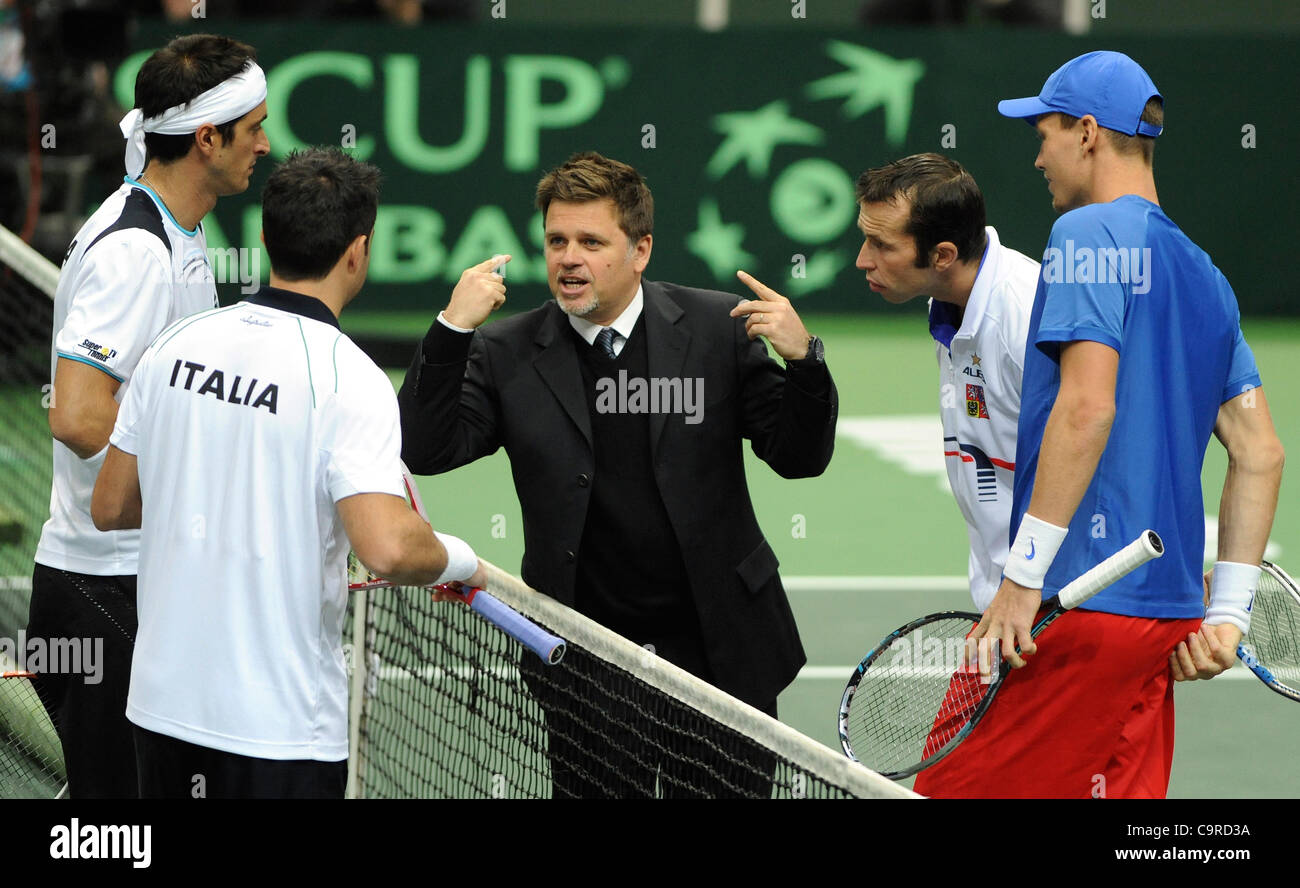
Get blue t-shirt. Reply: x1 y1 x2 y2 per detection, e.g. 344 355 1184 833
1011 195 1262 618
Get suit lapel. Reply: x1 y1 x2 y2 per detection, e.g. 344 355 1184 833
533 306 593 448
643 282 690 456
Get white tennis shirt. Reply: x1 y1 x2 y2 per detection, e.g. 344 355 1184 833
929 227 1039 611
113 288 404 761
37 179 217 575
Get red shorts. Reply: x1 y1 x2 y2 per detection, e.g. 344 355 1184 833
911 609 1201 799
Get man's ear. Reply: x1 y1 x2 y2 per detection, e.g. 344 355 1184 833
632 233 653 273
347 233 369 271
193 122 224 158
1078 114 1101 154
932 241 959 273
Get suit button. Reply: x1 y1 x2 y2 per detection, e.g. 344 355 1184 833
565 550 576 563
577 473 590 488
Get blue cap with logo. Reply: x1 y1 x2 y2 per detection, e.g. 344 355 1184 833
997 51 1163 137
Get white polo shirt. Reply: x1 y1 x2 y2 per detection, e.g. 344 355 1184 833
112 288 404 761
929 227 1039 611
37 179 217 576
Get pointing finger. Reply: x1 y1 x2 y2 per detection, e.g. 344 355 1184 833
475 254 512 273
736 269 784 302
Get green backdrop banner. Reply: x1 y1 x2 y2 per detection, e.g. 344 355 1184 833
122 24 1297 315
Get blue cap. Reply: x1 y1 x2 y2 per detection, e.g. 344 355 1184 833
997 51 1163 137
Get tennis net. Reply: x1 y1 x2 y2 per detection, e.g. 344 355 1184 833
0 225 65 798
346 561 915 799
0 225 55 636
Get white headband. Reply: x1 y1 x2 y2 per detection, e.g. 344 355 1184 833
119 62 267 178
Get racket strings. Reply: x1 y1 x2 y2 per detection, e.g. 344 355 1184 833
0 673 65 799
845 616 992 776
1247 572 1300 684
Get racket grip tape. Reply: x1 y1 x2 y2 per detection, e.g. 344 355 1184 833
443 585 567 665
1057 530 1164 611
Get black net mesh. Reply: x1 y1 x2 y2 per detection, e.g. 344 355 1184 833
350 583 903 799
0 253 52 637
0 231 62 798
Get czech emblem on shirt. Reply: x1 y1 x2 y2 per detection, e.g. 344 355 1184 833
965 383 989 419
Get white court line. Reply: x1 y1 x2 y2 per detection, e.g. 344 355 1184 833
797 665 1254 680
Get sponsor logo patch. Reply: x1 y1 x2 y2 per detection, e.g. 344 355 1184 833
77 338 117 363
962 353 986 381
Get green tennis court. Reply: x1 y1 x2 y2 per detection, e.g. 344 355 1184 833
364 310 1300 799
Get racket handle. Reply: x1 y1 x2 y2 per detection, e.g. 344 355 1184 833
440 584 567 665
1057 530 1163 611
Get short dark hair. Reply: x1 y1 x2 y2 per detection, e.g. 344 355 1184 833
856 153 987 268
535 151 653 242
135 34 258 165
261 148 382 282
1053 97 1164 165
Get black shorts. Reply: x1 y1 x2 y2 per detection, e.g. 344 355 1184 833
133 725 347 799
26 562 138 799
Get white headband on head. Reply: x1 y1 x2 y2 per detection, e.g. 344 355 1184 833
119 61 267 178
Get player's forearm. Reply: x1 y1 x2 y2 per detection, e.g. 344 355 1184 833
1025 391 1114 526
90 493 142 531
49 395 119 460
368 515 445 586
90 448 142 530
1216 441 1284 565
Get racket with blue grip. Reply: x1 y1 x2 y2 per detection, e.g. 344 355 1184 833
347 465 566 665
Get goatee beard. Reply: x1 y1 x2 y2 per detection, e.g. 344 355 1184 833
556 294 599 317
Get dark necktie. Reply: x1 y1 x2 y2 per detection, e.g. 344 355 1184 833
595 327 618 359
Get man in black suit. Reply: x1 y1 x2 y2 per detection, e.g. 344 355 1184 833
398 151 837 796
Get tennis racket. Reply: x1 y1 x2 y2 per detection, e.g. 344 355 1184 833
347 465 566 665
1235 561 1300 702
0 668 67 799
838 529 1164 780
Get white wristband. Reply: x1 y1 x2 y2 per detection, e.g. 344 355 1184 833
1003 514 1069 590
1205 561 1260 633
434 532 478 585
